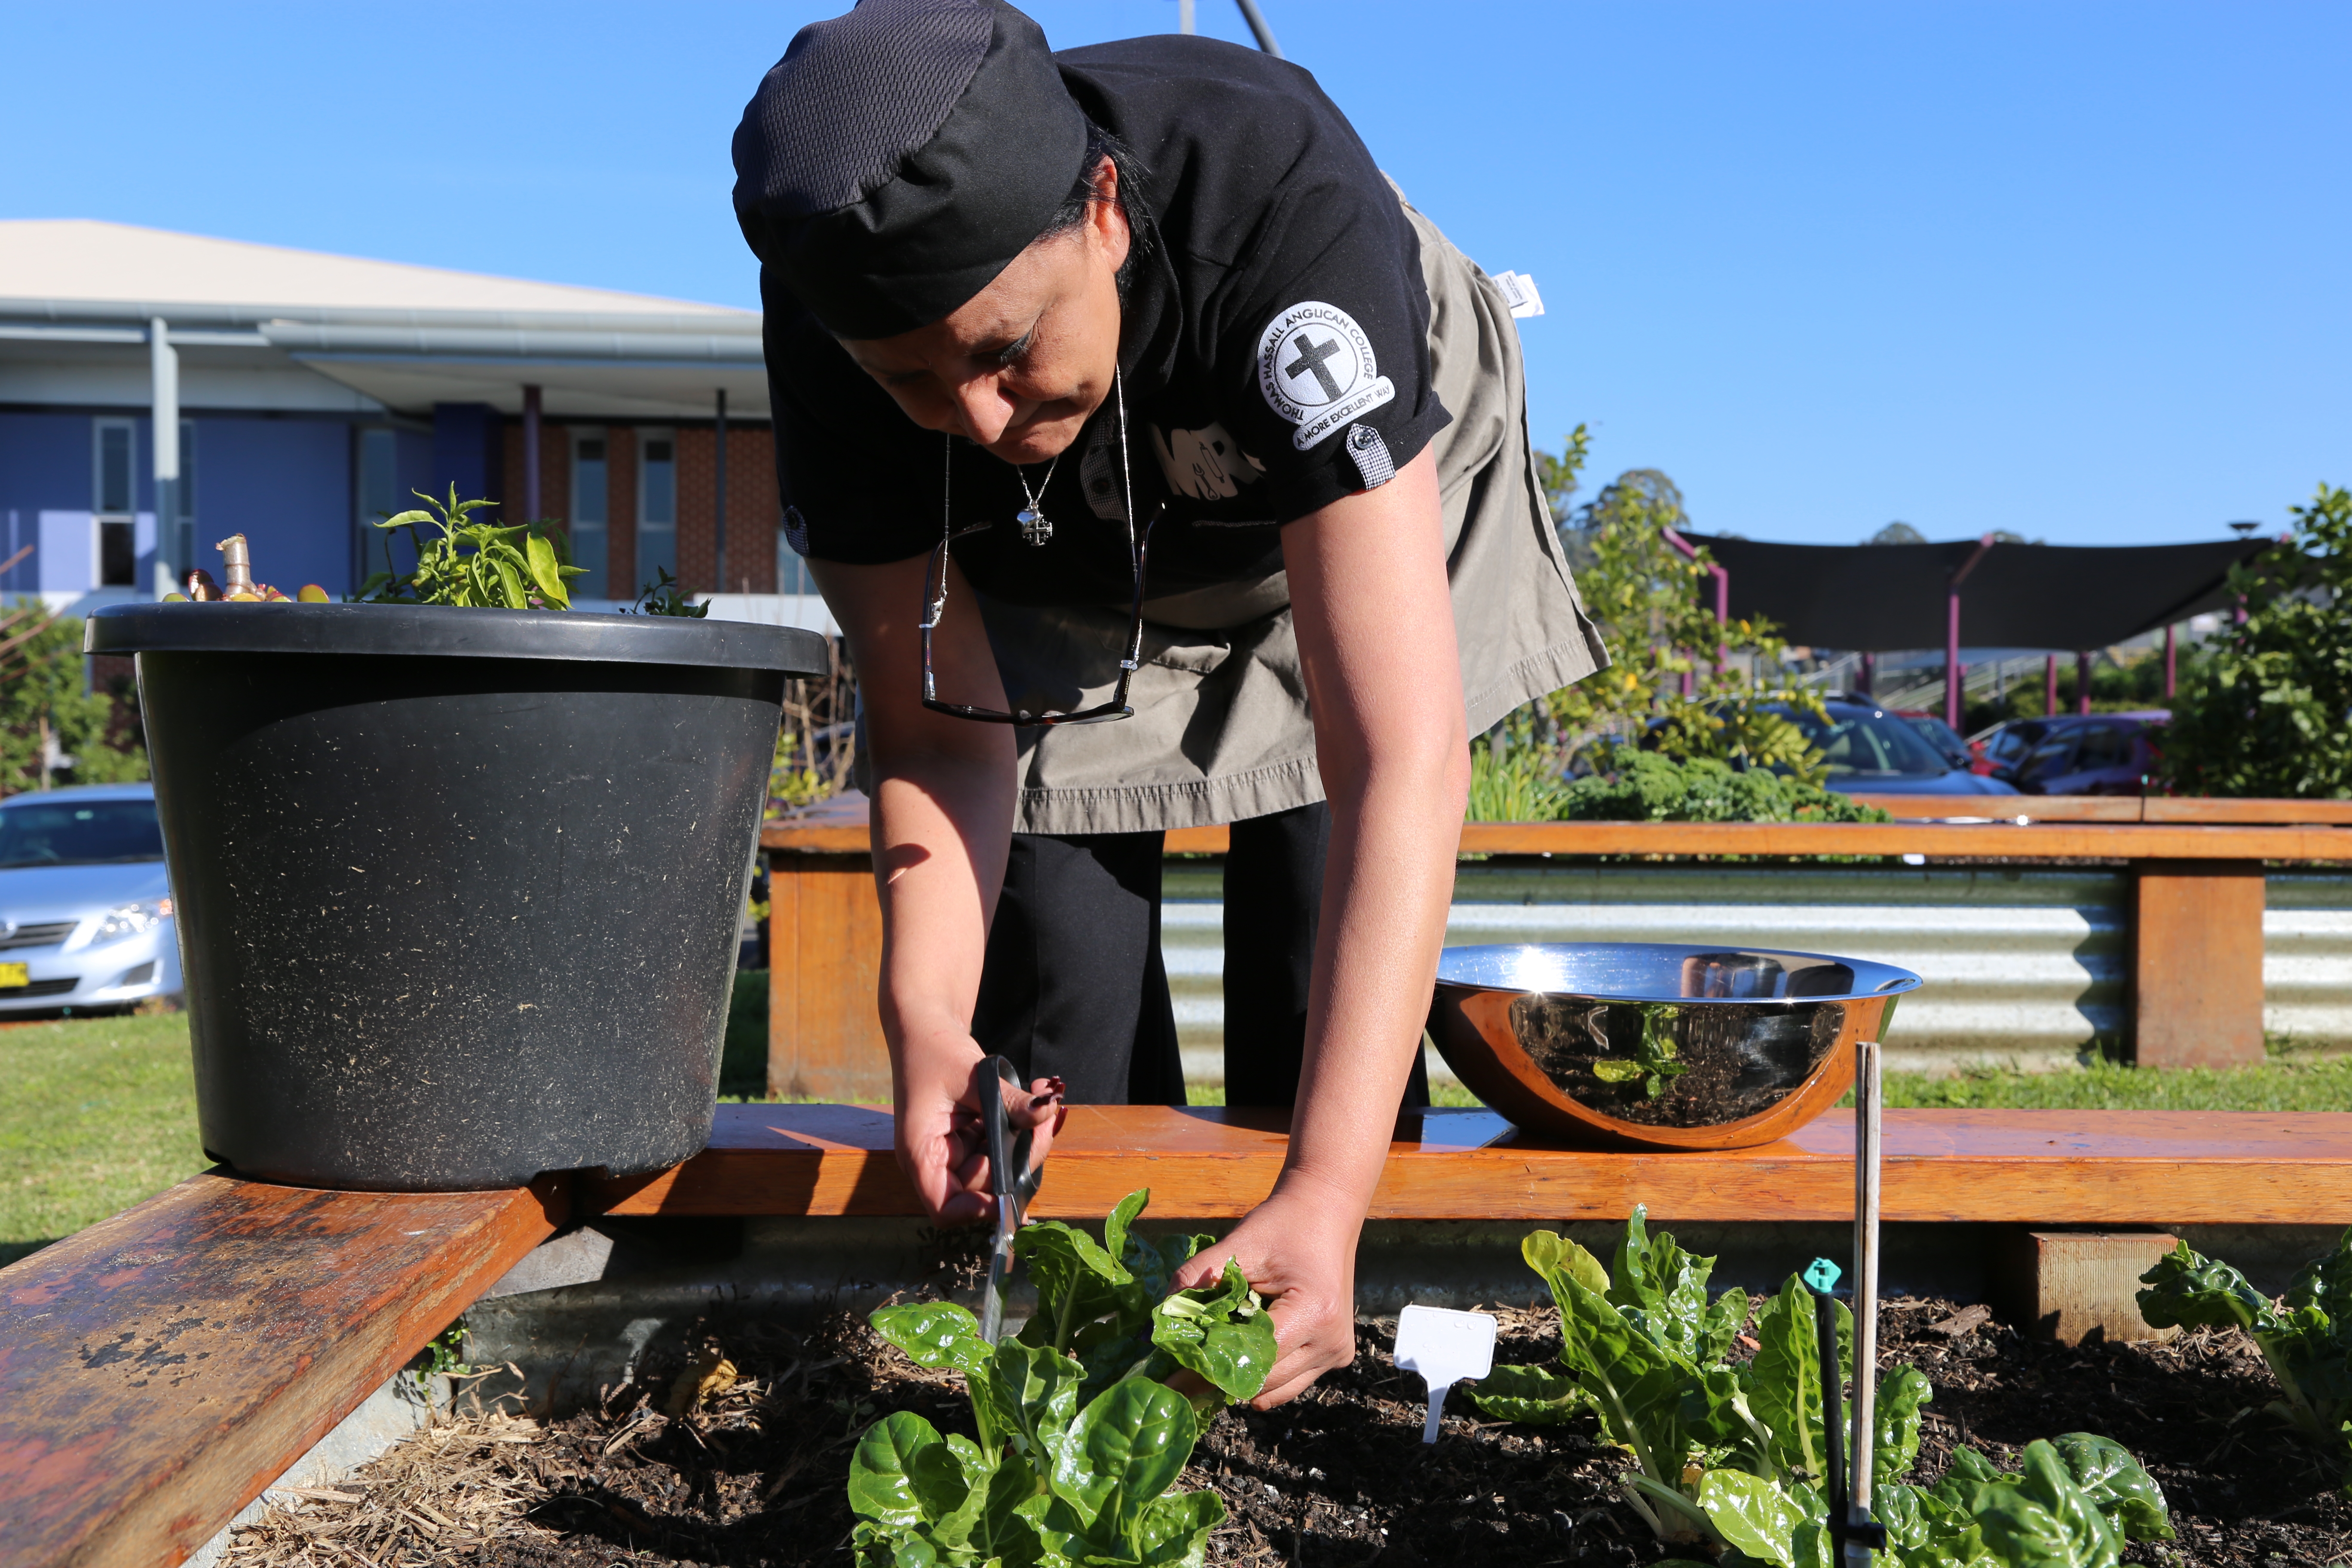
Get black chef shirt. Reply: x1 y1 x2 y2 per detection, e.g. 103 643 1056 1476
765 34 1450 609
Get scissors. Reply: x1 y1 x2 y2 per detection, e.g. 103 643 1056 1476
977 1055 1048 1344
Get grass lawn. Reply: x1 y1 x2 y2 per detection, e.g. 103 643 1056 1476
0 1011 204 1268
5 983 2344 1270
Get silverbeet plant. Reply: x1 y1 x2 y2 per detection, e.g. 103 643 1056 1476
850 1187 1275 1567
2138 1228 2352 1491
1473 1209 2172 1568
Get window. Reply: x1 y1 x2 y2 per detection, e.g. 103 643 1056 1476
0 798 164 867
2075 725 2128 771
571 433 609 600
2021 736 2078 784
637 432 676 593
92 419 137 588
1789 709 1948 778
1987 723 2042 765
356 428 401 586
94 420 134 515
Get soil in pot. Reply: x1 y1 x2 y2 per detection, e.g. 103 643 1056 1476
226 1296 2352 1567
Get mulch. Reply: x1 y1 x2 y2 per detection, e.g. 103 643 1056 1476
224 1295 2352 1567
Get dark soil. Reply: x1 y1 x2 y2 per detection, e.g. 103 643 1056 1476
229 1297 2352 1567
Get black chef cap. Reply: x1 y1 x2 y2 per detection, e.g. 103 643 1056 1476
731 0 1090 340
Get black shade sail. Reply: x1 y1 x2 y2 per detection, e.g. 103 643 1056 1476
1677 533 2270 652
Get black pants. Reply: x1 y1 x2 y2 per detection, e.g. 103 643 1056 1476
972 802 1430 1109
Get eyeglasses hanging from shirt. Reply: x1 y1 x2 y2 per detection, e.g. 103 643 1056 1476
919 371 1157 727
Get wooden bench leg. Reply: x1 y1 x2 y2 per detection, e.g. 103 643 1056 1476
2132 859 2266 1068
767 850 892 1103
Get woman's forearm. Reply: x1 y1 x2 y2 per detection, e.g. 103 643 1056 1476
871 746 1014 1067
1277 447 1471 1211
807 556 1017 1079
1281 745 1467 1202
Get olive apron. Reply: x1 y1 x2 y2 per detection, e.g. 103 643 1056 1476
939 193 1610 835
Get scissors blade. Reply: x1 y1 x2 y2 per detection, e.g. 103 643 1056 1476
976 1056 1040 1344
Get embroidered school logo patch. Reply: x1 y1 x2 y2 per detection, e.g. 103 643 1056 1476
1256 301 1396 452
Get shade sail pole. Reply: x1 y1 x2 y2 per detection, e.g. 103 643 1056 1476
522 385 542 524
1234 0 1283 55
1945 535 1996 730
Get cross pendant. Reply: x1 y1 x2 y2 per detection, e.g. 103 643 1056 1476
1017 507 1052 546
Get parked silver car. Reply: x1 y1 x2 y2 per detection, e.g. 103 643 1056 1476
0 783 179 1013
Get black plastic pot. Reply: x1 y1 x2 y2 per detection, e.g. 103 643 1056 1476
88 602 827 1192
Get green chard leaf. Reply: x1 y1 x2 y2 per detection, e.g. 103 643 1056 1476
1047 1378 1196 1554
1875 1482 1984 1568
977 1338 1081 1466
848 1411 950 1527
1971 1440 2120 1568
1933 1445 2008 1510
1523 1228 1613 1303
1470 1362 1594 1425
1745 1276 1839 1484
1680 1364 1776 1472
1543 1247 1697 1488
1151 1258 1277 1404
1694 1468 1807 1568
2135 1239 2278 1333
1874 1364 1933 1482
1133 1488 1226 1567
872 1302 994 1376
1017 1219 1133 1353
2050 1432 2174 1542
1609 1205 1721 1362
1701 1286 1752 1366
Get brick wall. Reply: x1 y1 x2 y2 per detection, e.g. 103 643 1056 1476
502 418 777 599
674 425 778 595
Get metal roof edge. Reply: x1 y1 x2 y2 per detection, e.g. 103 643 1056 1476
0 297 761 336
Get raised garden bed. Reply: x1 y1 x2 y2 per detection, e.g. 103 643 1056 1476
222 1296 2349 1566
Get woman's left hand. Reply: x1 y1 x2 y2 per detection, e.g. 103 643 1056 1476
1170 1174 1363 1409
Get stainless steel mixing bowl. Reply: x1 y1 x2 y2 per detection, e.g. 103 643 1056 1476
1427 942 1922 1150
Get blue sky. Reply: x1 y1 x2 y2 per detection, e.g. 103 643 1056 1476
4 1 2344 545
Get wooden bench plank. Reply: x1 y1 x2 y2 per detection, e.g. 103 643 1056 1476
0 1170 565 1568
585 1104 2352 1228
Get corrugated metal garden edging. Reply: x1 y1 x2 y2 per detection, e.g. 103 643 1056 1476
1162 864 2352 1083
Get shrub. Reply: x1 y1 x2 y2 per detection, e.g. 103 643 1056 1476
2163 483 2352 798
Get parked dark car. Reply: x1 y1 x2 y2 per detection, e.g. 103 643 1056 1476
1972 713 2168 795
1893 712 1977 773
1765 701 2021 796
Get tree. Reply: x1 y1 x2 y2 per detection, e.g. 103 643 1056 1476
2164 484 2352 798
1535 436 1829 781
0 606 148 794
1865 522 1926 545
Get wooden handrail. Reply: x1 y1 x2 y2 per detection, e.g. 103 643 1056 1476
587 1103 2352 1227
764 794 2352 861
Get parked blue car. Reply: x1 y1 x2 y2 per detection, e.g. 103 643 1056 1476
0 783 179 1014
1773 700 2021 796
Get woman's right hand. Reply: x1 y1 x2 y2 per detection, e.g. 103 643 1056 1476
894 1029 1065 1224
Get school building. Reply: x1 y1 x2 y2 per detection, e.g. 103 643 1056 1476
0 220 822 616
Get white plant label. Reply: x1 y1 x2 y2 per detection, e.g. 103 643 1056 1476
1391 1304 1497 1445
